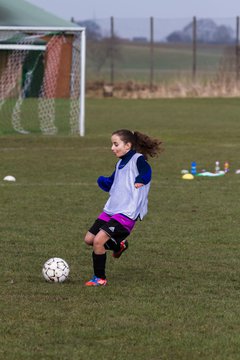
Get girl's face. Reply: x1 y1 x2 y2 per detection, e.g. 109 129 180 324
111 134 131 158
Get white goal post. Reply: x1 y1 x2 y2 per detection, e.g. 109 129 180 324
0 25 86 136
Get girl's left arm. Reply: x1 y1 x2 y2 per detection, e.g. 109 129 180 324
135 156 152 185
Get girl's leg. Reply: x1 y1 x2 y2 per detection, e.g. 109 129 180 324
93 230 110 254
85 230 110 285
84 230 117 251
92 230 110 280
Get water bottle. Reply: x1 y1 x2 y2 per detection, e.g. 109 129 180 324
224 162 229 173
215 161 220 173
191 161 197 175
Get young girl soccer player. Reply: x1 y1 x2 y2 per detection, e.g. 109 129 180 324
84 129 163 286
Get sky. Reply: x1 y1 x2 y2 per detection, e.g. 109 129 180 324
26 0 240 22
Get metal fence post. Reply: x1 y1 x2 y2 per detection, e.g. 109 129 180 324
150 16 154 90
192 16 197 82
110 16 114 86
236 16 240 82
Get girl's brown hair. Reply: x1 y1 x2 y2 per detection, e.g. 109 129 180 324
112 129 163 160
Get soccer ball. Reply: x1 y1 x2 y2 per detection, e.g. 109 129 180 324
42 257 70 283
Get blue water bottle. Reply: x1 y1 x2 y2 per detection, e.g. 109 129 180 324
191 161 197 175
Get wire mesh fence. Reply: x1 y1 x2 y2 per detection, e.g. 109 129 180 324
75 16 240 97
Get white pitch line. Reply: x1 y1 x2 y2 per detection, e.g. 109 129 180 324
1 180 161 187
0 146 109 152
0 182 95 187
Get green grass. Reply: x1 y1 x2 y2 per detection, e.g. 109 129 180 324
0 99 72 136
1 98 240 359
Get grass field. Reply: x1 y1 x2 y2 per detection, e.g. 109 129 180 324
1 98 240 359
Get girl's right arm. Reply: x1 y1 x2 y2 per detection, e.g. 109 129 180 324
97 171 115 192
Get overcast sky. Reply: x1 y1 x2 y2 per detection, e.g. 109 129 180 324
27 0 240 21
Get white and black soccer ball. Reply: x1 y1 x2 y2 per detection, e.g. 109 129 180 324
42 257 70 283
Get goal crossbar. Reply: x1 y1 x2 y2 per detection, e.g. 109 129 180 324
0 44 46 51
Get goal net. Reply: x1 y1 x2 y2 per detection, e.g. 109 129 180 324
0 26 86 136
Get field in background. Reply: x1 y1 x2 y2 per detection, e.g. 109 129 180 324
1 98 240 359
87 42 234 87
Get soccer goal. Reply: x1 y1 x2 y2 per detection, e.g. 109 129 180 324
0 26 86 136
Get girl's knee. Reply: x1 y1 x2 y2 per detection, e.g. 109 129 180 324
93 230 110 248
93 236 102 248
84 232 94 246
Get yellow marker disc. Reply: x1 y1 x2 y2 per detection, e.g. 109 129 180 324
182 173 194 180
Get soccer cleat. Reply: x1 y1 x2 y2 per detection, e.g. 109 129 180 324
85 275 107 286
112 240 129 259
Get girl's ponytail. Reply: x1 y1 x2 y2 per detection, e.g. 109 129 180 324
134 131 163 160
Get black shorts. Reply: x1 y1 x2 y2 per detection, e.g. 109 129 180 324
88 218 130 244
